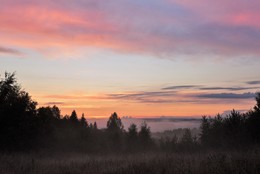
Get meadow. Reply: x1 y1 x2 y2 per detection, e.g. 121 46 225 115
1 150 260 174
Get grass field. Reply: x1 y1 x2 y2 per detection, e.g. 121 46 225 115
1 150 260 174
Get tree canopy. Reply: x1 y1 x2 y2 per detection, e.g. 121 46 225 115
0 72 38 150
1 72 260 153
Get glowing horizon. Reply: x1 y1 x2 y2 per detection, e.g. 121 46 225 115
1 0 260 118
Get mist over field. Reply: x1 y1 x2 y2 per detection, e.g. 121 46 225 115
89 117 201 132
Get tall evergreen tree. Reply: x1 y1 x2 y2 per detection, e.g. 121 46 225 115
106 112 124 150
127 123 138 151
69 110 78 123
52 105 61 119
80 113 87 128
128 123 138 140
254 93 260 112
138 122 152 149
200 116 210 146
107 112 123 131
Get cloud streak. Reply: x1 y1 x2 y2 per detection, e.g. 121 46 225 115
0 46 22 55
44 102 65 105
43 91 257 105
196 92 256 99
108 91 257 103
199 87 259 91
247 81 260 85
41 71 260 105
162 85 200 90
162 85 260 91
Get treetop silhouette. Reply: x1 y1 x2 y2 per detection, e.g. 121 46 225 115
107 112 123 131
1 72 260 152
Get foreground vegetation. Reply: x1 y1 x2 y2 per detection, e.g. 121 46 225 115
1 151 260 174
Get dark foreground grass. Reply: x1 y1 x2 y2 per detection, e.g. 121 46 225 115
1 150 260 174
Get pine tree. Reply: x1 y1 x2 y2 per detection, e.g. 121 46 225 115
69 110 78 123
107 112 123 131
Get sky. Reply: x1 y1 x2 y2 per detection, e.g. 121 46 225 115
1 0 260 118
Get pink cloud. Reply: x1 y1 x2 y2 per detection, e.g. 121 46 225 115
171 0 260 27
0 0 260 58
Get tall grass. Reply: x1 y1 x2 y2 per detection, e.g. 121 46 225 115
1 150 260 174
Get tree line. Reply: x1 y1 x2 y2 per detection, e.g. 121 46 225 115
0 72 260 152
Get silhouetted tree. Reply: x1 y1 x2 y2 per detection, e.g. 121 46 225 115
224 110 246 146
80 113 88 128
106 112 124 150
159 135 178 152
201 114 226 148
179 129 196 151
69 110 78 124
199 101 260 149
89 123 93 129
127 123 138 151
181 129 193 144
245 93 260 143
246 110 260 143
63 114 70 121
210 114 225 147
52 105 61 119
107 112 123 131
36 105 63 148
200 116 210 146
3 71 260 153
254 93 260 112
37 106 55 136
138 122 152 150
38 106 60 122
128 123 138 140
93 122 97 130
0 72 38 150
